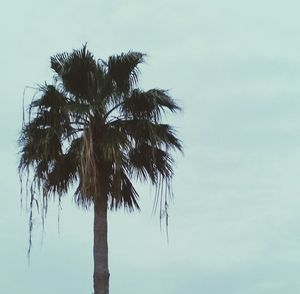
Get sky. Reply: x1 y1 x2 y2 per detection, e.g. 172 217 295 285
2 0 300 293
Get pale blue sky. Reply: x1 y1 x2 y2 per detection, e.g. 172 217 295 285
2 0 300 293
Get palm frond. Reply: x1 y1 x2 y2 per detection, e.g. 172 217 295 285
98 124 130 161
51 45 98 102
128 144 174 184
19 126 62 170
111 119 183 151
121 89 181 121
28 84 74 139
95 61 114 103
107 51 146 95
109 168 140 211
31 84 67 109
46 137 82 195
50 52 70 76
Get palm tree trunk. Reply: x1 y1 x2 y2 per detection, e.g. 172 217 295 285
93 196 110 294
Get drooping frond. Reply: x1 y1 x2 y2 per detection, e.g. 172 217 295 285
111 119 183 151
121 89 181 122
109 167 140 211
31 84 66 109
29 84 73 138
107 117 181 216
19 125 62 170
46 137 82 196
19 85 67 171
79 127 99 201
128 144 175 184
107 51 146 95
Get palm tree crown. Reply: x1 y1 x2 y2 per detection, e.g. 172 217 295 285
19 45 182 217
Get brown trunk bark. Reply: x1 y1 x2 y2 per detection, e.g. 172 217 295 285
93 196 110 294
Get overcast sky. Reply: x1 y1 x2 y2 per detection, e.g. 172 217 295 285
2 0 300 293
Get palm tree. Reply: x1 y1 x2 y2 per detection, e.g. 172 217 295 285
18 45 182 294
